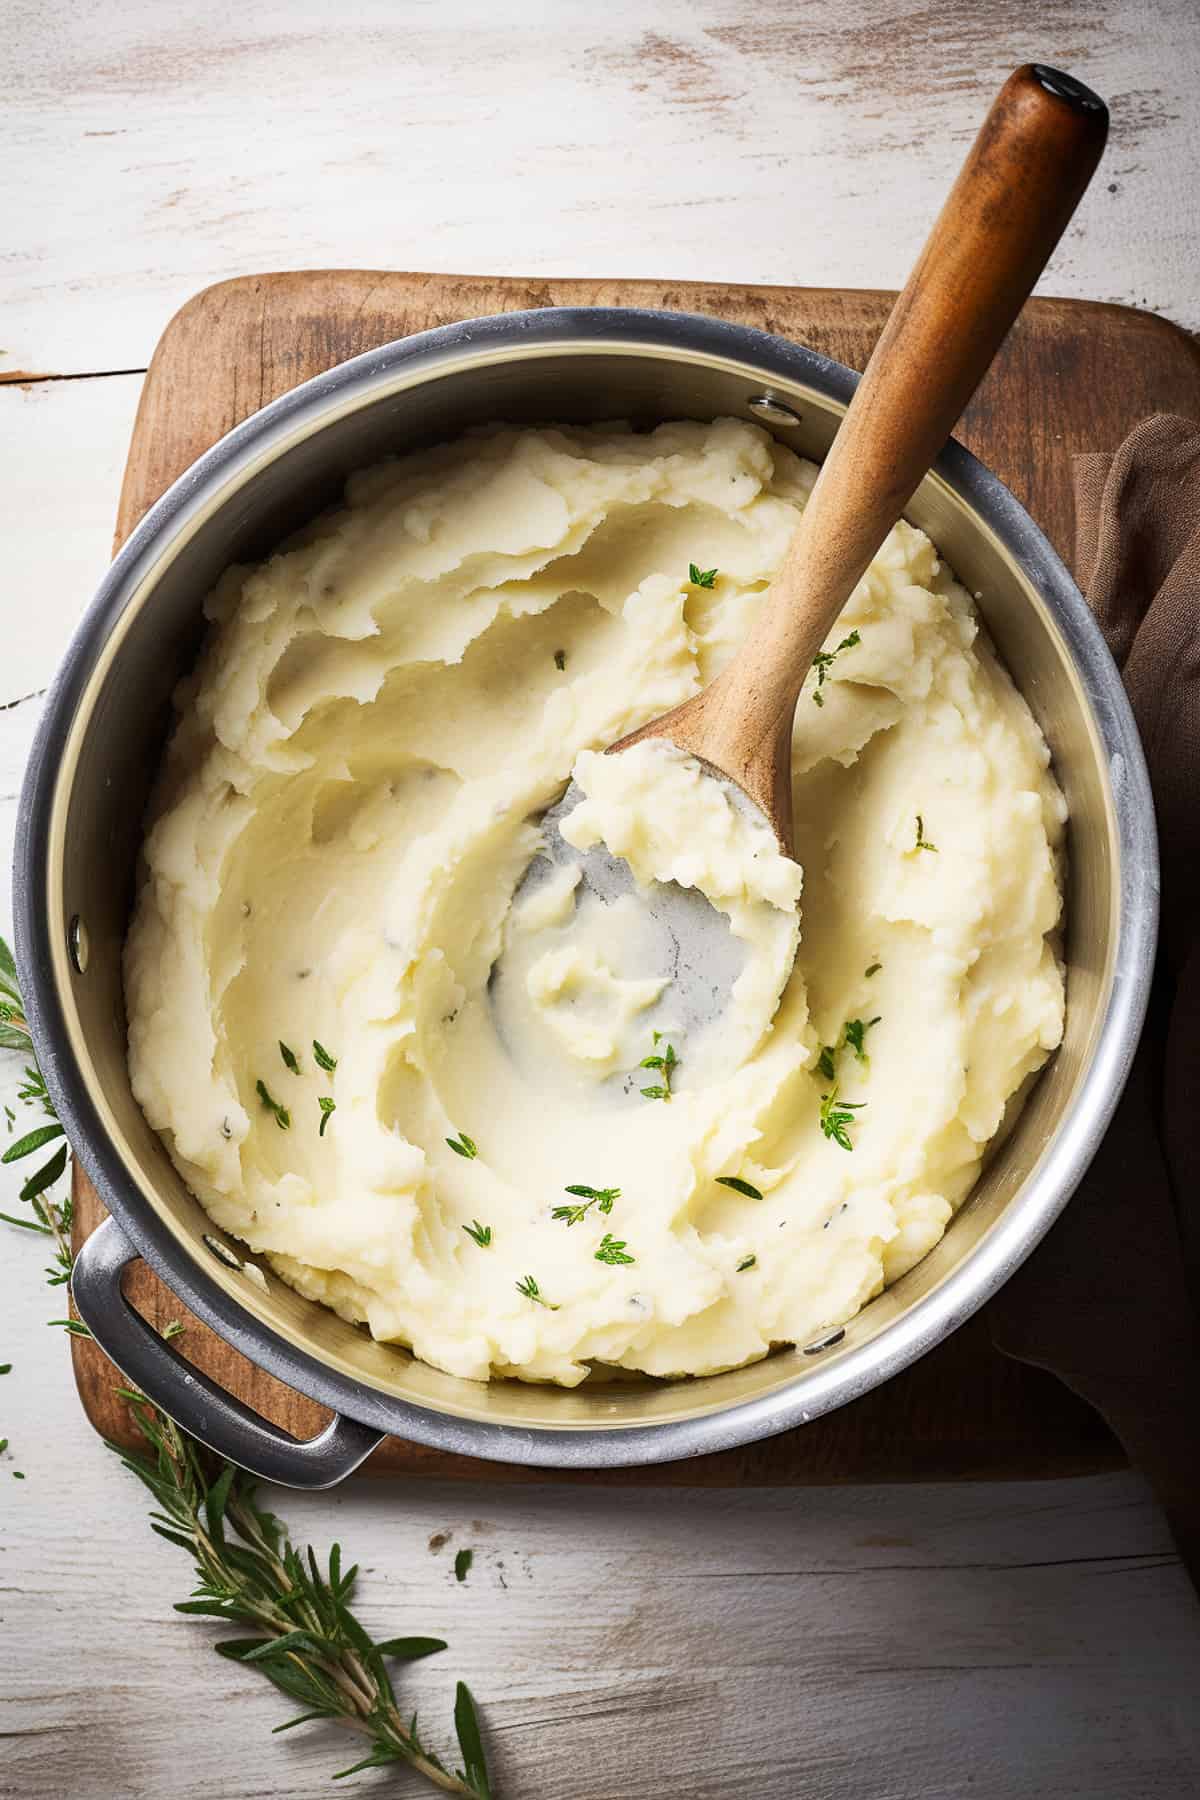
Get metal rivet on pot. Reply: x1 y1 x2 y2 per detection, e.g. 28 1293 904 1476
68 914 89 974
802 1327 846 1356
203 1232 243 1272
748 394 803 427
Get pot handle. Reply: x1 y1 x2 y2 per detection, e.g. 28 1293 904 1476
72 1215 384 1489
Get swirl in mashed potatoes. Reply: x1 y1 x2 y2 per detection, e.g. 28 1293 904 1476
125 419 1066 1385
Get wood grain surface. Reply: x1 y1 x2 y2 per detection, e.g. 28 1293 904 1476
70 267 1200 1484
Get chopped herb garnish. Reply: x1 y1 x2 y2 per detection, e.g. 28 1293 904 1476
255 1079 291 1130
454 1548 473 1582
736 1254 757 1273
162 1321 185 1342
0 1437 6 1452
810 629 861 706
446 1131 478 1160
312 1039 338 1072
842 1016 881 1064
913 814 938 853
318 1095 336 1137
463 1219 492 1247
865 961 882 978
553 648 566 671
688 562 718 589
595 1233 635 1266
819 1088 866 1152
516 1274 558 1309
278 1041 300 1074
0 1363 10 1375
553 1184 620 1226
716 1176 763 1200
816 1044 837 1082
640 1033 678 1101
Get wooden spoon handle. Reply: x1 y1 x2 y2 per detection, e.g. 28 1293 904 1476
710 64 1108 757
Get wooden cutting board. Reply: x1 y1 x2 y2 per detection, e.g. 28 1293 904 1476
71 270 1200 1483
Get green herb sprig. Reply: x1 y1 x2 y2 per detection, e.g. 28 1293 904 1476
594 1233 635 1266
688 562 718 589
110 1394 490 1794
516 1274 558 1310
810 630 861 706
819 1089 866 1153
313 1040 338 1073
552 1184 619 1227
463 1220 492 1248
317 1096 336 1137
446 1131 478 1160
913 814 938 853
279 1040 301 1074
640 1033 678 1101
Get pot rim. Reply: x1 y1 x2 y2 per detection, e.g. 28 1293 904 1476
14 305 1159 1469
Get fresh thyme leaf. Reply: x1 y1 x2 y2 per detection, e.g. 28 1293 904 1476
736 1253 757 1272
865 961 882 977
0 1364 10 1374
317 1095 336 1137
716 1176 763 1200
0 1437 6 1452
446 1131 478 1160
810 629 861 705
913 813 938 853
688 562 718 588
312 1039 338 1072
454 1548 473 1583
555 1184 619 1227
595 1233 635 1265
638 1035 677 1101
278 1041 300 1074
463 1219 492 1247
255 1080 291 1130
816 1045 837 1082
842 1016 881 1063
553 648 566 671
516 1274 558 1309
818 1087 867 1152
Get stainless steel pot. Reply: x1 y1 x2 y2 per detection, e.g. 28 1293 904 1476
15 308 1158 1487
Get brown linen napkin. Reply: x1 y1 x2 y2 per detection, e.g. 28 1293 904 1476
989 414 1200 1594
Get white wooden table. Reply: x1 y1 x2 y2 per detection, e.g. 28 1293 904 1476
3 5 1199 1795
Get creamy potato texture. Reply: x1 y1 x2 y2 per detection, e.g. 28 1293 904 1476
125 419 1066 1385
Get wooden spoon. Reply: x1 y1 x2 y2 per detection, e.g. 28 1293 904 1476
614 63 1108 856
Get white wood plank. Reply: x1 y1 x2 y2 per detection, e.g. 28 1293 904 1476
3 0 1199 377
1 376 143 697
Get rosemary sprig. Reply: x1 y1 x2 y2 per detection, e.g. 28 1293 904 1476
446 1131 478 1160
810 629 861 706
688 562 718 589
462 1219 492 1247
108 1394 490 1795
639 1032 677 1101
552 1184 619 1227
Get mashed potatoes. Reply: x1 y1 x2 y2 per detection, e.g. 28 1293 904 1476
125 419 1066 1385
